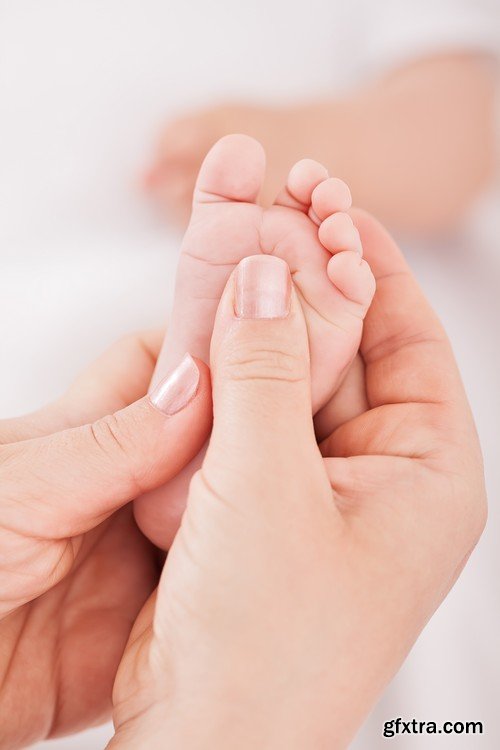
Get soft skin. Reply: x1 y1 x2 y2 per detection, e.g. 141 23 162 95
111 215 486 749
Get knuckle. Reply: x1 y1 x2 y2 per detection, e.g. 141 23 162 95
88 413 144 496
222 340 308 384
90 413 130 458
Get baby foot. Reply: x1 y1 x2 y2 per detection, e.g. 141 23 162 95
135 135 375 549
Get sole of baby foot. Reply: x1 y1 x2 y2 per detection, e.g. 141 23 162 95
134 136 375 551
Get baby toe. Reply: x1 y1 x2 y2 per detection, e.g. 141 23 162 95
311 177 352 223
327 252 376 309
275 158 328 210
319 212 362 255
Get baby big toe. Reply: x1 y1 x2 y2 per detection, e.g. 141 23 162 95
193 134 266 205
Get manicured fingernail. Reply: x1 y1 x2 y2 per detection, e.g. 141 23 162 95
235 255 291 319
149 354 199 415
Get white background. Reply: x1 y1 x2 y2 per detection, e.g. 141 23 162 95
1 1 499 747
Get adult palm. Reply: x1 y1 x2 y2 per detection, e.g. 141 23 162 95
319 209 485 618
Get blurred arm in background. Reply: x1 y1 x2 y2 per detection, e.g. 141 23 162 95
146 53 497 234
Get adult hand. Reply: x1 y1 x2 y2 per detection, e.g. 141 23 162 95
0 332 211 748
111 213 486 749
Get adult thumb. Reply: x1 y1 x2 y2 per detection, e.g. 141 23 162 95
1 356 211 537
205 255 318 480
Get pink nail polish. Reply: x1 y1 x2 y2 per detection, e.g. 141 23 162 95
149 354 200 415
235 255 291 319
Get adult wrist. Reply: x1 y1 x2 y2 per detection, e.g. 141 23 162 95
108 681 349 750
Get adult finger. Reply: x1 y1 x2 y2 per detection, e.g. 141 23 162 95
351 208 464 409
0 356 212 538
203 255 333 509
